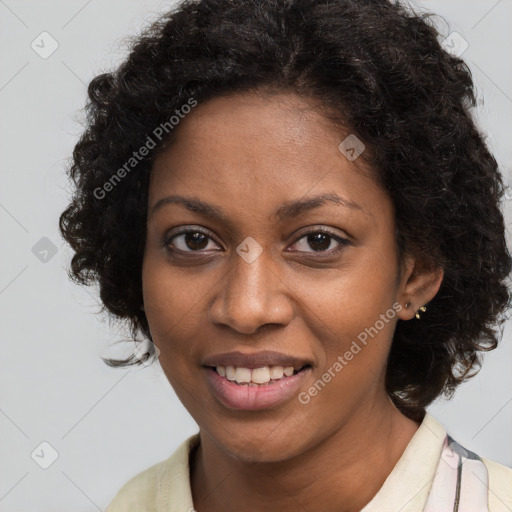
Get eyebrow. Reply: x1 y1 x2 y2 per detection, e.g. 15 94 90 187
150 192 363 222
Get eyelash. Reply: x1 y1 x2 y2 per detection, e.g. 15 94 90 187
164 227 350 256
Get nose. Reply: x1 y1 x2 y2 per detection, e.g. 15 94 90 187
208 248 294 335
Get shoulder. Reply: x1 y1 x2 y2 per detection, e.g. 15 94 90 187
105 457 168 512
481 457 512 511
105 433 200 512
423 413 512 511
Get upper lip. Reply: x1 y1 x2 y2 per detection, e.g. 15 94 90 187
202 350 313 370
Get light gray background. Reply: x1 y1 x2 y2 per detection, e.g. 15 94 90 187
1 0 511 510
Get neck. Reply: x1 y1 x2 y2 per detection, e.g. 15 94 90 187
190 395 421 512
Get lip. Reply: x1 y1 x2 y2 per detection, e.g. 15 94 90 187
204 366 312 411
201 350 313 370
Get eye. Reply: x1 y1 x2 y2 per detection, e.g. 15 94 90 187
289 229 350 255
164 226 350 256
165 228 221 253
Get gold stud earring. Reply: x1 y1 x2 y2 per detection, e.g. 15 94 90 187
415 305 427 319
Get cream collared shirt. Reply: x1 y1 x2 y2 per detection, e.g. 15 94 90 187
106 413 512 511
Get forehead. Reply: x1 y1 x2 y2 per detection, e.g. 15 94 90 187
149 92 388 221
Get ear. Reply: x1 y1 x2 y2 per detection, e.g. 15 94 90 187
395 253 444 321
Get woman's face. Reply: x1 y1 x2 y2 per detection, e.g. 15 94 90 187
142 91 413 462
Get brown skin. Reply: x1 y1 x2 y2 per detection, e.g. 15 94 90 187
142 91 444 512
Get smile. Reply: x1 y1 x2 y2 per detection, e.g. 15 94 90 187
204 365 312 410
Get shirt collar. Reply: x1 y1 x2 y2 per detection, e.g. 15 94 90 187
160 412 446 512
360 412 447 511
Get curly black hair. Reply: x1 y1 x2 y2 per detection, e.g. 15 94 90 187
59 0 512 422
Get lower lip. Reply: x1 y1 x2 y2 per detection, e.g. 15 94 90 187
204 366 312 411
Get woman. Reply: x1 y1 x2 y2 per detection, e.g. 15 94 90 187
59 0 512 510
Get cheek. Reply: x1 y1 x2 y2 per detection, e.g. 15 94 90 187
341 240 399 314
141 251 215 369
308 300 398 409
313 251 398 329
320 303 396 379
142 253 187 340
305 251 399 378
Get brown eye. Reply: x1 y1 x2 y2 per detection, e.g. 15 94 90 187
291 230 350 255
165 229 220 252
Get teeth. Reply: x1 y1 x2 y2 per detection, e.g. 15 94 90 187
216 365 299 385
225 366 236 381
252 367 271 384
269 366 284 380
234 367 251 383
283 367 294 377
